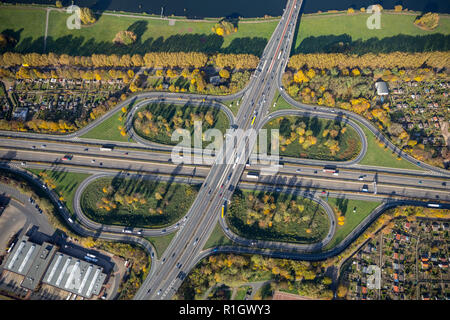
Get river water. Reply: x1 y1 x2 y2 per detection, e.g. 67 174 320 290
3 0 450 17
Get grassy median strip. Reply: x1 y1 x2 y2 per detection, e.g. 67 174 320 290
27 168 91 216
269 91 296 113
80 108 135 143
203 221 234 250
323 197 381 250
357 121 423 170
146 232 177 258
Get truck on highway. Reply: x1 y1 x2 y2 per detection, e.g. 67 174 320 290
323 165 338 175
221 202 227 218
100 144 114 151
427 203 441 208
246 171 259 179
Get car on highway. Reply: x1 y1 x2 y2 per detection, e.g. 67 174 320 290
41 144 46 148
177 271 186 280
358 175 365 181
84 148 89 151
31 145 36 149
91 159 95 163
21 162 26 166
193 238 199 246
161 229 167 233
61 155 73 161
362 185 369 192
176 262 182 269
296 169 301 172
157 289 162 295
68 218 74 223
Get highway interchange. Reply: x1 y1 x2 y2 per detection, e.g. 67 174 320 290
0 0 449 300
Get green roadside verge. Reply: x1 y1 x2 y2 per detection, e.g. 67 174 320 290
323 197 381 250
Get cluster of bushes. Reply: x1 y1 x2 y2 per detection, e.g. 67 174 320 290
212 20 237 37
414 13 440 30
176 253 333 300
80 177 199 228
133 103 229 146
265 116 361 161
113 31 137 46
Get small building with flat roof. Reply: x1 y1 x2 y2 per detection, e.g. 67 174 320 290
375 81 389 96
3 235 107 299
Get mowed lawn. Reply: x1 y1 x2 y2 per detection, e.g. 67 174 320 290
0 6 277 56
324 197 381 250
146 232 176 258
80 108 135 143
293 12 450 53
28 168 90 215
357 121 423 170
0 7 47 53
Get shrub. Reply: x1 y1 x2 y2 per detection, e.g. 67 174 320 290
113 31 137 46
414 13 439 30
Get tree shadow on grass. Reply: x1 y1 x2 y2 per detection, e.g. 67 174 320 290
2 26 272 57
295 33 450 54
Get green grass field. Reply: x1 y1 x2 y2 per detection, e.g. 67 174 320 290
234 286 252 300
0 6 278 56
221 98 242 117
80 176 199 228
80 108 135 143
0 7 46 53
2 7 449 56
28 169 90 216
203 221 234 250
357 121 423 170
146 232 177 258
264 115 362 161
323 197 381 250
269 91 296 113
293 12 450 53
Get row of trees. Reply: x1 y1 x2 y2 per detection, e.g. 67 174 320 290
0 52 259 70
176 253 332 299
288 51 449 70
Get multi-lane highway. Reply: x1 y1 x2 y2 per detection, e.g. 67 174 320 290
1 0 449 301
135 0 310 300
